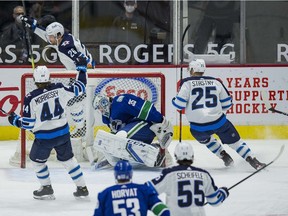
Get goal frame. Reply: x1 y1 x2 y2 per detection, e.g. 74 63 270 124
20 71 166 168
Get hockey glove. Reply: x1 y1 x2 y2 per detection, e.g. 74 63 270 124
150 116 173 149
8 112 21 128
75 56 87 73
20 15 37 31
219 187 229 202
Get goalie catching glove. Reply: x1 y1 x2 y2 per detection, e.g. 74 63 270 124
150 116 173 149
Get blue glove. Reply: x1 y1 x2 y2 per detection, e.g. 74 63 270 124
219 187 229 202
8 112 21 127
20 15 37 31
75 55 87 72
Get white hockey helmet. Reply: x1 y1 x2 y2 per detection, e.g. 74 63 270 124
33 66 50 83
188 59 206 73
46 22 64 38
174 142 194 161
92 94 111 118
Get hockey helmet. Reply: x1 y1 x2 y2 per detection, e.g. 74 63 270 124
174 142 194 161
92 94 111 118
114 160 133 181
33 66 50 83
188 59 206 73
46 22 64 39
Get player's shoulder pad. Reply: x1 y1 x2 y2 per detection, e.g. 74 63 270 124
59 33 74 48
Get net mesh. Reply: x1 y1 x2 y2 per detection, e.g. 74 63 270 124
13 71 165 168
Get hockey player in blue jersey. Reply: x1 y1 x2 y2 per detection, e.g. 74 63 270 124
93 160 170 216
172 59 265 170
148 142 229 216
7 57 89 200
92 93 173 167
19 15 95 138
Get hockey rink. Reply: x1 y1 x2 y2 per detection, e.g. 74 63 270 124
0 140 287 216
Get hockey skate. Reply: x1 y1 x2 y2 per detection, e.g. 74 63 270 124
73 186 89 200
220 150 234 167
246 156 266 170
33 185 55 200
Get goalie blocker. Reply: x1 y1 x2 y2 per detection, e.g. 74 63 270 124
93 130 165 167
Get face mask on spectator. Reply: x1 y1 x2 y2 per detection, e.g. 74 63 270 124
125 5 135 13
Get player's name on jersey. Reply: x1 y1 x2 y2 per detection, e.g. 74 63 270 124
177 171 204 180
191 80 214 87
34 90 59 105
111 188 138 199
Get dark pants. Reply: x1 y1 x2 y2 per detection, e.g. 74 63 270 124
191 120 240 144
29 133 74 163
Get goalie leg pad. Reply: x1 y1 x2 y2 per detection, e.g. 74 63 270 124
93 130 159 167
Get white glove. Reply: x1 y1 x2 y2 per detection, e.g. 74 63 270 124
150 116 173 149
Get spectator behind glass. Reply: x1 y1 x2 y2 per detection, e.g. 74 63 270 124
109 0 145 64
0 6 29 64
192 1 240 56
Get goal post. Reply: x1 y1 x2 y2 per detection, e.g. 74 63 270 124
17 70 166 168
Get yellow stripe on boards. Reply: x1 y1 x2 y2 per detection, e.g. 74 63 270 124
0 127 20 140
172 125 288 140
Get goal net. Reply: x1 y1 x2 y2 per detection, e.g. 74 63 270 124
12 70 165 168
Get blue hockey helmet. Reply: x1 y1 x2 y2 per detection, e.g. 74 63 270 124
114 160 133 181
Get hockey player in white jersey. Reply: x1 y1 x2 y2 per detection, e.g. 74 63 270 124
148 142 229 216
20 15 95 137
7 57 89 200
172 59 265 170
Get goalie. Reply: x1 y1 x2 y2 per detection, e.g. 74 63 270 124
92 93 173 168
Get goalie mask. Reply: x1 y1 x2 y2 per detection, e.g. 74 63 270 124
33 66 50 83
174 142 194 161
188 59 206 73
114 160 133 182
92 94 111 118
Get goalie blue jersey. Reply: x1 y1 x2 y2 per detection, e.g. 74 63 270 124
102 94 164 131
93 182 170 216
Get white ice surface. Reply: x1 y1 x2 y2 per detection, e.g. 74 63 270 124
0 140 287 216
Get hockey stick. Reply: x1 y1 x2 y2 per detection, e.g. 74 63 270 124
204 144 285 205
261 91 288 116
228 144 285 190
0 108 9 116
22 0 35 70
179 24 190 143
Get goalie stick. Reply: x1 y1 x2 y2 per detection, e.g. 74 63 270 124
261 90 288 116
204 144 285 205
